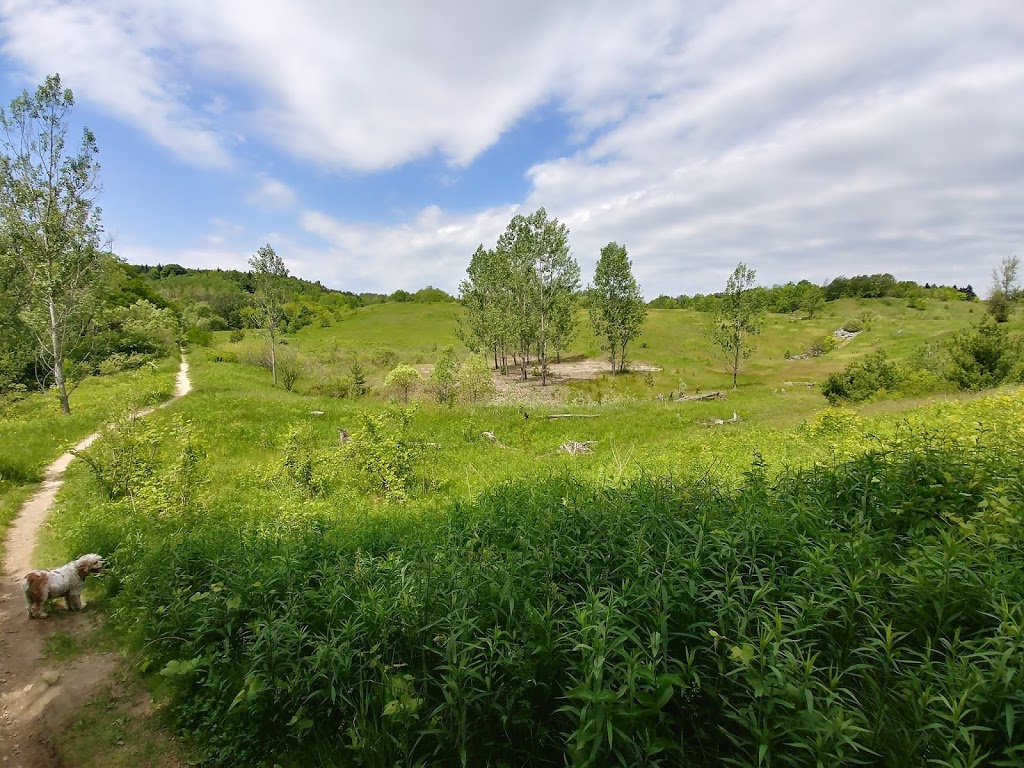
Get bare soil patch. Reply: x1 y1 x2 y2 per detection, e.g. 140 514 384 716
416 357 660 405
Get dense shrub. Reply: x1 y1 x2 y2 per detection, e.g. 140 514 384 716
822 350 900 404
67 401 1024 767
946 314 1020 390
383 363 422 403
343 407 420 499
841 319 863 333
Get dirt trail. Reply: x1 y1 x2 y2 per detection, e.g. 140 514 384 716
0 355 191 766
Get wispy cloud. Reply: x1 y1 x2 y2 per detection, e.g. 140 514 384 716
245 174 298 210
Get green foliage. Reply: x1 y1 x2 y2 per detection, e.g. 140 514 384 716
588 241 647 373
798 283 825 318
76 413 205 517
989 255 1020 323
946 314 1020 390
276 347 304 392
60 394 1024 766
228 329 245 343
348 361 367 398
708 262 764 389
841 319 863 333
247 244 289 386
278 422 336 498
0 74 109 414
456 354 496 404
383 363 423 403
430 345 459 406
464 208 580 383
343 407 419 499
822 350 901 404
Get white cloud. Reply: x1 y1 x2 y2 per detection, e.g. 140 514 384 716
0 0 230 167
2 0 1022 294
245 174 298 210
286 0 1024 295
297 205 518 292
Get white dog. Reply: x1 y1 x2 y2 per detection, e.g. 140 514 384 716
21 554 105 619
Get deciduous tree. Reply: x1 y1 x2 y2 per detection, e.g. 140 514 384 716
456 354 496 404
709 262 764 389
988 255 1020 323
430 345 459 406
247 243 289 386
798 283 825 319
588 242 647 373
384 363 423 403
0 74 109 413
496 209 578 384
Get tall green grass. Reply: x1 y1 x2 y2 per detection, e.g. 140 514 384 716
0 357 179 550
50 382 1024 766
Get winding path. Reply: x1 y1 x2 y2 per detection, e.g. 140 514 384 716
0 355 191 767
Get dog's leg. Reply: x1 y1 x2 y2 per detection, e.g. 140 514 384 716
24 575 50 619
66 591 84 611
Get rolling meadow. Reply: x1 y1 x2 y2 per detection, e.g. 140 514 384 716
14 294 1024 766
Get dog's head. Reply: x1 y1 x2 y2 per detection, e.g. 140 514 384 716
74 554 106 580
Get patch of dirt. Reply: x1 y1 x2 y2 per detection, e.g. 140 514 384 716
0 355 191 768
416 357 661 405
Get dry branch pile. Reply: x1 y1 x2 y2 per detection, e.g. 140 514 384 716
559 441 597 455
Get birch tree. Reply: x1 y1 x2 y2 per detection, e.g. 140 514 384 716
0 74 108 413
247 243 289 386
709 262 764 389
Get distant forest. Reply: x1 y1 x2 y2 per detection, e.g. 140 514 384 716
650 273 977 312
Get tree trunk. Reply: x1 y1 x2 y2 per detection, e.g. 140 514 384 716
270 328 278 387
609 343 617 375
49 296 70 414
731 346 739 389
619 341 628 373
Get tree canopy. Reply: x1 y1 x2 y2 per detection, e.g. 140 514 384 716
0 74 108 413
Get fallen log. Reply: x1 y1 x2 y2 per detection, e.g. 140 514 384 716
675 391 726 402
545 413 600 419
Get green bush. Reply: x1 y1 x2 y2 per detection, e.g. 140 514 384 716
841 319 863 333
946 314 1020 390
822 350 901 404
343 407 419 499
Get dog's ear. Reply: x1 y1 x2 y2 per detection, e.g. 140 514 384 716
76 559 93 580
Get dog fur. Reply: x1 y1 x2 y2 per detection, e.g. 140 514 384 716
21 554 105 619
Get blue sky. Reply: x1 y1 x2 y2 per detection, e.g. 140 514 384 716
1 0 1022 297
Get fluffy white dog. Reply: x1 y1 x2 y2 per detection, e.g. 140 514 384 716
21 554 105 619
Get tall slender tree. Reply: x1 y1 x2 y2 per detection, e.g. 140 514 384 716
709 262 764 389
496 208 578 384
0 74 108 413
247 243 289 386
458 245 513 372
588 242 647 373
